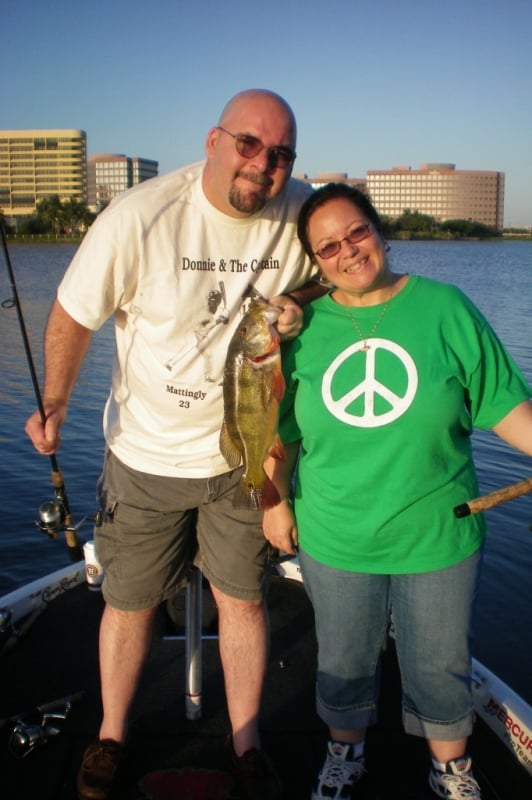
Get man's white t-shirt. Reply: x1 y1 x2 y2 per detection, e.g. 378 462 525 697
58 162 314 477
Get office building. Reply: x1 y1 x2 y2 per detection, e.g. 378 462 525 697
131 157 159 185
366 164 505 230
0 129 87 217
87 154 158 211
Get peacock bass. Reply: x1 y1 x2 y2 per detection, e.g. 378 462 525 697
220 298 286 510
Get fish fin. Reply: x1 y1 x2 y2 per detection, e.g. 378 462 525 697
268 435 285 462
219 422 243 469
258 366 285 409
258 478 282 510
273 369 285 402
233 476 281 511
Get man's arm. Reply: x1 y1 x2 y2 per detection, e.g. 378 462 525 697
25 299 93 455
281 278 329 309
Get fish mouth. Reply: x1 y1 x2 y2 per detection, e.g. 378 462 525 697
344 256 369 273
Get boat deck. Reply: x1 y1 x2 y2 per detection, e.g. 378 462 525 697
1 573 530 799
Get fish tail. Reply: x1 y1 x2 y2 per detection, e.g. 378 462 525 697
233 476 281 511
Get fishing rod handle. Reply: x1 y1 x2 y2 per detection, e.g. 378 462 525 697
454 477 532 517
50 467 84 559
37 691 86 714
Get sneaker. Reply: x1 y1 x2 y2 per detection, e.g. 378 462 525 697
227 738 282 800
311 740 366 800
429 755 482 799
76 739 124 800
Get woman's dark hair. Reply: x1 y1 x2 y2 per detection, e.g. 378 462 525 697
297 183 384 259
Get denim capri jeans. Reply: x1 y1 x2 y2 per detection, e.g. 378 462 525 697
298 548 482 741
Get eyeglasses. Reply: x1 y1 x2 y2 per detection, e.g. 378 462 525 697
314 224 372 260
216 126 296 169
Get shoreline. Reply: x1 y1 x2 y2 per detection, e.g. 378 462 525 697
4 234 531 246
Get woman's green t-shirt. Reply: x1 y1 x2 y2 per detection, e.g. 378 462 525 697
279 276 530 574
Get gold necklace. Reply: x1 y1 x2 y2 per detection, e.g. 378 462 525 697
346 292 392 351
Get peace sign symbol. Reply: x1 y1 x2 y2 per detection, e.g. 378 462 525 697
322 338 418 427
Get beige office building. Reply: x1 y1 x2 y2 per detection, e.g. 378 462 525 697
0 129 87 217
366 163 505 230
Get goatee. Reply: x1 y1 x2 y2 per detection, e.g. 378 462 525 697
229 171 274 214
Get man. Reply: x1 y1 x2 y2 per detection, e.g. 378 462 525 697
25 89 320 800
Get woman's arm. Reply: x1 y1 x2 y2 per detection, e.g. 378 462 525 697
492 399 532 455
263 440 301 554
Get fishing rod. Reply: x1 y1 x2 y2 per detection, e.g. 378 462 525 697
0 221 82 561
454 476 532 518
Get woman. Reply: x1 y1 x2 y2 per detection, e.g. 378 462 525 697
263 183 532 800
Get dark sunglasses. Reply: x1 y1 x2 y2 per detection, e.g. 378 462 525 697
217 126 296 169
314 224 372 260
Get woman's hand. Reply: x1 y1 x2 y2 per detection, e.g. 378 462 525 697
263 499 298 555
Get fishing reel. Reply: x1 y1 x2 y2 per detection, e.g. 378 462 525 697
35 500 103 563
36 499 66 539
35 504 104 561
10 719 60 758
8 692 84 758
36 501 104 540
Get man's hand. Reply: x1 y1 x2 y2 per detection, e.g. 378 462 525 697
25 402 67 455
271 280 328 340
271 294 303 340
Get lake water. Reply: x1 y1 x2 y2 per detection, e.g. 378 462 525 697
0 240 531 702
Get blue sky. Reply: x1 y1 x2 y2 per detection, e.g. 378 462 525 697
4 0 532 226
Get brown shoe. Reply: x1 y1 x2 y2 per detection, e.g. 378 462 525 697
227 738 282 800
76 739 124 800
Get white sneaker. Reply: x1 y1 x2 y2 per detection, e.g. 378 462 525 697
429 755 482 799
311 740 366 800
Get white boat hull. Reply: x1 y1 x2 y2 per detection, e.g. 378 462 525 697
472 658 532 777
0 562 86 628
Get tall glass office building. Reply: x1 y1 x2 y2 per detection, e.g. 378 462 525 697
87 154 158 211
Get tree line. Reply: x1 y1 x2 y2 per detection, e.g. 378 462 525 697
0 198 503 240
380 209 501 239
1 196 96 236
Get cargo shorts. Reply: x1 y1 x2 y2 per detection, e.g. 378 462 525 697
94 450 272 611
